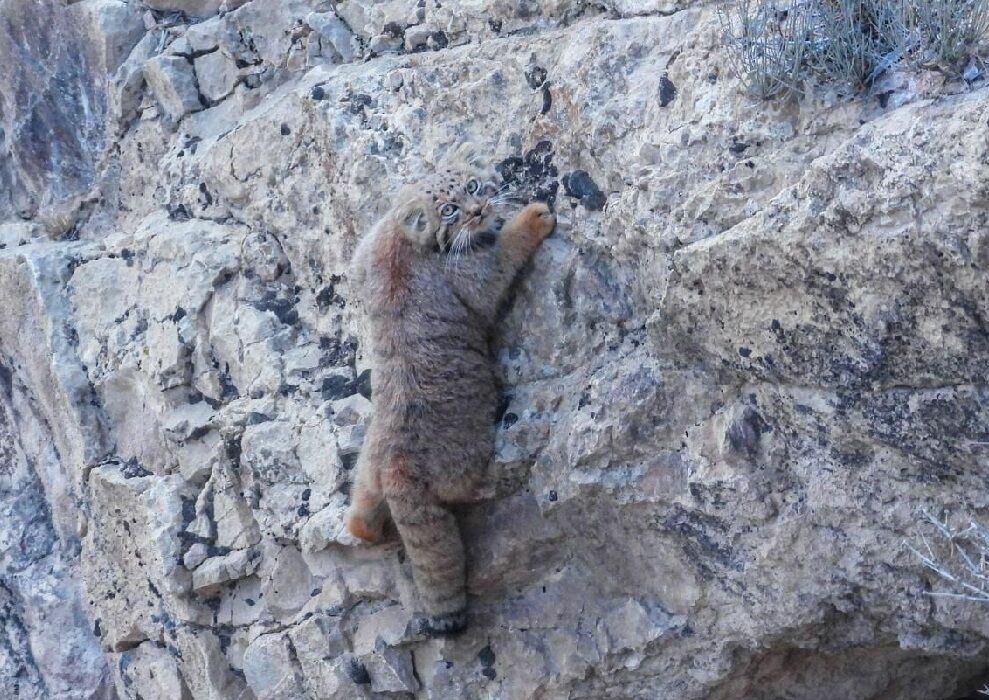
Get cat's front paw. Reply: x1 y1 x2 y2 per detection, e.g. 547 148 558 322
417 610 468 637
517 202 556 242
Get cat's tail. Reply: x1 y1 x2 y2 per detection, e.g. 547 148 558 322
382 455 467 634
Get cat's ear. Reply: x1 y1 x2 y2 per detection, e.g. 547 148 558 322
451 143 480 168
402 206 426 231
397 202 439 247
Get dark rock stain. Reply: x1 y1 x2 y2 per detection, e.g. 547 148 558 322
316 276 346 309
562 170 606 211
726 406 769 459
525 65 547 89
198 182 213 207
320 375 353 401
430 31 449 50
496 140 559 206
478 644 496 667
495 393 513 423
353 369 372 399
346 657 371 684
251 290 298 325
729 137 750 154
659 73 677 107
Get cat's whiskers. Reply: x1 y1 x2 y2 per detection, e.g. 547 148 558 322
454 229 470 266
485 184 517 207
461 226 476 256
456 225 472 256
489 193 524 206
444 225 471 270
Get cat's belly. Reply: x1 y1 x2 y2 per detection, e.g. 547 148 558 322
395 378 496 456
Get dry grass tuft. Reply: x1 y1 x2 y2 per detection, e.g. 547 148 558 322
720 0 989 98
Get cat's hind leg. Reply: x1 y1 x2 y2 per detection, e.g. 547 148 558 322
381 456 467 636
346 456 389 543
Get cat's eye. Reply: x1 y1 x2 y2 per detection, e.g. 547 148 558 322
439 203 459 219
465 178 480 194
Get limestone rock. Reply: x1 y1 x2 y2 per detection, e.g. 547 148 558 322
0 391 110 698
365 644 419 694
242 632 307 700
213 462 261 549
403 23 439 52
0 0 109 219
299 495 357 553
169 625 251 699
192 547 261 593
68 0 146 75
143 0 248 16
256 540 315 616
352 604 414 655
162 401 215 441
114 641 192 699
288 613 351 697
306 11 360 63
143 54 203 121
183 542 209 569
195 50 242 103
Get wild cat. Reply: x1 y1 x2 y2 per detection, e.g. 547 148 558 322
345 152 555 634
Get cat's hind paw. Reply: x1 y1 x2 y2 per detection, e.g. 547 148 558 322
345 512 385 544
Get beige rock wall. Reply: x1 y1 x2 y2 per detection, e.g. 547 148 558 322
1 0 988 698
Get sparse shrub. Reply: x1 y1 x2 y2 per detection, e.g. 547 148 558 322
906 510 989 604
812 0 908 90
906 0 989 67
720 0 989 98
718 0 816 98
906 510 989 697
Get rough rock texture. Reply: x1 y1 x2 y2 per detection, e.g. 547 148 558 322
2 0 989 698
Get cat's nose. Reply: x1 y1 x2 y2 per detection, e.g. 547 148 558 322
469 205 482 217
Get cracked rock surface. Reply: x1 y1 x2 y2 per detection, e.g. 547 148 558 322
2 0 988 698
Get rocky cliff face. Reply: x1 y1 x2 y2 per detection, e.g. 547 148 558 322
2 1 988 698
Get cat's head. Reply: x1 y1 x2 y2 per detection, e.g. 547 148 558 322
393 146 506 254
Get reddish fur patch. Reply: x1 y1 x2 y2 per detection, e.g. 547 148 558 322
377 230 410 304
346 514 383 543
380 454 412 495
